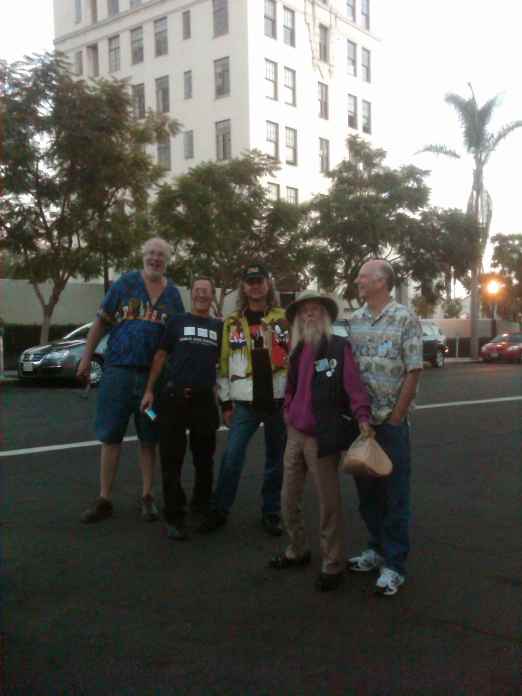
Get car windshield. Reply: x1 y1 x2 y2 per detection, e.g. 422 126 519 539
62 325 91 341
491 334 510 343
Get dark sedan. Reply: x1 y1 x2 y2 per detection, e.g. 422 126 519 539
18 323 107 385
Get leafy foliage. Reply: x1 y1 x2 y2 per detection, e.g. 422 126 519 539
0 53 179 341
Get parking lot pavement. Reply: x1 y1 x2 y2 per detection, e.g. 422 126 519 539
2 364 521 695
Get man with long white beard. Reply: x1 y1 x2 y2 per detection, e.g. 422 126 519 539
269 291 372 592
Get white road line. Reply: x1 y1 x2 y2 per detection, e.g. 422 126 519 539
1 396 520 459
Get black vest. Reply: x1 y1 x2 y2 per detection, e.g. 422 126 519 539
287 335 358 458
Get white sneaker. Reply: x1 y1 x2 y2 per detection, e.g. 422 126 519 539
347 549 384 573
375 567 405 596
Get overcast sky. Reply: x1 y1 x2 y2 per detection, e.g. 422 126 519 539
1 0 521 263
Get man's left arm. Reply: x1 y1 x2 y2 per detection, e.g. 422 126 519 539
389 315 424 425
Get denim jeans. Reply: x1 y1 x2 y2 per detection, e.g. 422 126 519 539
212 402 286 516
354 421 411 575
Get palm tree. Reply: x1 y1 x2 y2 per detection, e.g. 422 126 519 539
419 84 522 358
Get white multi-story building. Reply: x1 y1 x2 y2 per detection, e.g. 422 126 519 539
54 0 379 204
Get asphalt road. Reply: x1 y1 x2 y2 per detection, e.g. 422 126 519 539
1 363 521 695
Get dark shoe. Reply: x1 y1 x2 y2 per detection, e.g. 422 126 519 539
315 572 344 592
167 523 188 541
262 514 283 537
190 501 210 516
81 497 113 524
141 494 159 522
197 510 228 534
269 551 311 570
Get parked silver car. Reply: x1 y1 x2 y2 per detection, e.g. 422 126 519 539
18 323 107 385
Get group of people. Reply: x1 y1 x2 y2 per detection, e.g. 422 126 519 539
77 236 423 597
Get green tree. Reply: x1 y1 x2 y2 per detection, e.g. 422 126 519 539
411 295 436 319
152 152 309 314
491 234 522 321
419 85 522 357
0 53 179 342
442 298 463 319
307 135 430 304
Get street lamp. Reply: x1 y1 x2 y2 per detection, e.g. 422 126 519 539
485 279 502 338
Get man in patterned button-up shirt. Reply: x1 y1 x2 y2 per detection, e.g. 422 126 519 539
347 259 423 596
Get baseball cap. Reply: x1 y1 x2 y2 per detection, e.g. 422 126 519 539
242 263 270 281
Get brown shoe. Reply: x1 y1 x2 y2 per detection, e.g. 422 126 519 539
81 497 113 524
141 494 159 522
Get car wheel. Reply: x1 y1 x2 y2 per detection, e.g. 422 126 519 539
432 350 445 368
89 357 103 386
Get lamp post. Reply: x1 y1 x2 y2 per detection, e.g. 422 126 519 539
485 279 502 339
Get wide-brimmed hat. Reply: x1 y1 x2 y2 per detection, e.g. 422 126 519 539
286 290 339 325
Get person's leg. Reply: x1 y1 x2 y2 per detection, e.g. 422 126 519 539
353 474 385 555
261 405 287 516
158 392 188 524
375 422 412 576
280 426 309 560
100 443 122 499
212 403 260 515
133 370 161 520
305 438 345 576
190 427 216 512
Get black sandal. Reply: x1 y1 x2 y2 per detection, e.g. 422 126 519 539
269 551 311 570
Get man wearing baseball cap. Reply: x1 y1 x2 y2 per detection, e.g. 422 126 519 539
199 262 289 535
269 290 372 592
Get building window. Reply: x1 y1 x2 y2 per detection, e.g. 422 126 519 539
319 138 330 173
286 187 298 205
362 100 372 134
131 26 144 64
184 70 193 99
266 121 279 160
265 59 278 100
318 82 328 119
347 40 357 76
362 48 371 82
267 182 280 201
216 119 231 160
73 50 83 76
362 0 370 30
157 135 171 170
155 76 170 113
132 83 145 119
182 10 191 39
154 17 168 56
87 44 99 77
89 0 98 23
213 0 229 37
283 6 295 46
319 25 329 62
107 0 119 17
184 130 194 159
285 127 297 165
348 93 358 129
284 67 296 106
265 0 277 39
347 0 355 21
75 0 82 24
108 35 120 73
214 57 230 98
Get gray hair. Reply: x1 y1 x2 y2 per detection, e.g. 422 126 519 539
290 305 332 353
373 259 395 291
142 237 172 263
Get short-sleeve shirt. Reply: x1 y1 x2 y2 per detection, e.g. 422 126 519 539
98 271 184 368
159 313 223 388
348 300 423 424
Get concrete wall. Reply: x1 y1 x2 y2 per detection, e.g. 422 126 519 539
436 318 520 339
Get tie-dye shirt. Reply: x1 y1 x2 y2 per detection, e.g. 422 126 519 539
98 271 184 367
348 300 423 424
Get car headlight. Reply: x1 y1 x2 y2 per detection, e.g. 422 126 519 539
47 349 70 360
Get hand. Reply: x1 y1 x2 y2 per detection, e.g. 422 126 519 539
140 390 154 413
359 421 375 438
223 407 234 428
76 356 91 384
387 413 403 426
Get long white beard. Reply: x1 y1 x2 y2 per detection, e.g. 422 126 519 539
302 319 323 347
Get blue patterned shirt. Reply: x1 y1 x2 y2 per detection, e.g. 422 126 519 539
98 271 184 367
348 300 423 424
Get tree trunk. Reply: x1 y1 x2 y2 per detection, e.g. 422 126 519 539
469 263 481 359
40 310 53 345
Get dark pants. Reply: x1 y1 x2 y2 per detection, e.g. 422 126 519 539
212 401 286 516
159 387 219 525
354 421 411 575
